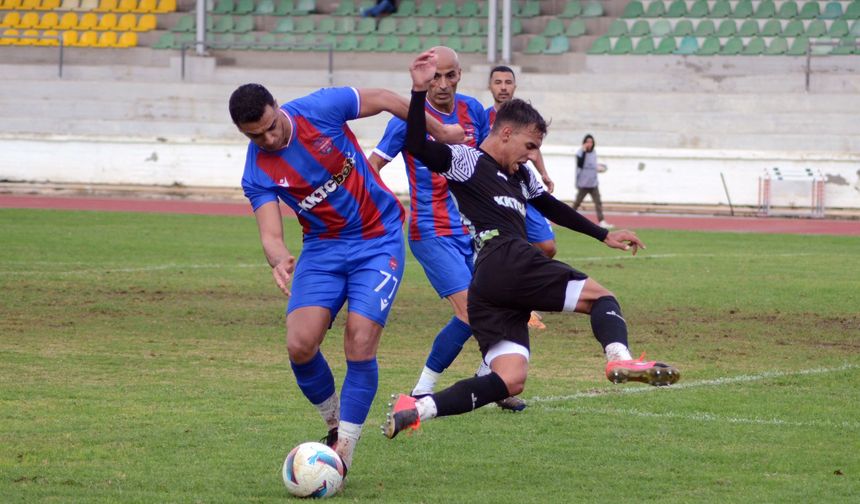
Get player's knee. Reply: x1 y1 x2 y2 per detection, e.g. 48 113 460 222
541 241 557 259
286 335 319 363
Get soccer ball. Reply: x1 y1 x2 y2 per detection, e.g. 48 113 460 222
282 441 346 498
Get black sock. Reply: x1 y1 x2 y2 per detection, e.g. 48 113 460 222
590 296 629 350
432 372 510 417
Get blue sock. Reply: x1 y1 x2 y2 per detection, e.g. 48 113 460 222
425 316 473 373
290 351 336 405
340 358 378 424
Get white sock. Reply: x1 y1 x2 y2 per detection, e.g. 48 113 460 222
605 342 633 362
475 359 491 377
315 393 340 430
336 421 362 468
411 367 441 396
415 396 438 421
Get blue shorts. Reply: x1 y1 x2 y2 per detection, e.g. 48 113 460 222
287 232 406 327
525 203 555 243
409 234 474 298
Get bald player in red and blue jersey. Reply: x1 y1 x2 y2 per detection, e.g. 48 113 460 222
229 83 464 473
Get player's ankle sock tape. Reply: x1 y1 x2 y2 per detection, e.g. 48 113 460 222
590 296 629 350
433 372 509 417
425 316 472 373
291 351 335 405
340 358 378 424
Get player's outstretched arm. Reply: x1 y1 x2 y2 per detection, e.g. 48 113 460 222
357 88 466 145
532 150 554 193
404 51 455 174
254 201 296 297
529 192 608 242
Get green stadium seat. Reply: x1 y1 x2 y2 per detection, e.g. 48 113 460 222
820 1 843 19
293 17 314 33
437 0 457 17
831 37 856 55
377 17 396 35
337 34 358 50
256 0 275 14
524 34 546 54
846 1 860 19
651 19 672 36
422 35 441 50
236 33 257 49
512 18 523 35
673 19 694 36
234 0 254 14
741 36 765 54
274 0 294 15
622 1 644 19
697 35 721 54
393 0 414 16
674 35 698 54
806 19 826 37
273 17 294 32
732 0 753 18
786 35 808 55
520 0 540 17
255 32 276 49
416 1 436 16
782 19 804 37
445 34 463 51
760 19 782 36
171 14 194 32
151 31 174 48
852 20 860 36
559 0 582 18
317 34 338 51
332 17 354 34
777 1 798 19
738 19 758 36
357 34 378 51
582 0 603 17
355 17 375 34
232 15 253 33
462 36 483 53
316 17 335 33
212 0 235 14
688 0 708 18
810 40 833 55
716 18 736 36
294 0 315 14
655 35 676 53
633 36 654 54
708 0 731 18
399 35 420 52
829 19 849 37
645 0 665 17
396 17 418 35
566 19 586 36
720 36 744 54
694 19 715 37
666 0 686 17
753 0 775 19
332 0 356 15
211 16 234 33
609 35 633 54
765 36 788 54
542 18 565 37
462 18 483 36
607 19 628 37
378 34 398 51
419 18 439 35
797 1 819 19
630 19 650 36
545 35 570 54
439 18 458 36
587 34 610 54
456 0 477 16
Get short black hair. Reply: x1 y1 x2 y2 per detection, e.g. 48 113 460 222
229 83 276 125
489 65 516 81
492 98 547 136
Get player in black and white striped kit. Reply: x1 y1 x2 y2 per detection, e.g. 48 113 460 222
383 51 679 439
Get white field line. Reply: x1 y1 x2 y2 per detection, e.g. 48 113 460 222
529 363 859 404
0 263 262 277
554 252 820 263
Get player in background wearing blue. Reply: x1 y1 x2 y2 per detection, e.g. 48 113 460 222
367 47 525 412
484 65 557 331
228 83 464 471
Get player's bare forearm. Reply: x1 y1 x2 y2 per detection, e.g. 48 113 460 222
533 150 554 193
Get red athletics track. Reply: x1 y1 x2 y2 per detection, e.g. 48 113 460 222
2 194 859 236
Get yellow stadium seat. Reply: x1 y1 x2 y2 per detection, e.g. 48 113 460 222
117 29 136 46
79 0 99 9
116 12 135 30
19 28 38 45
39 28 59 45
58 11 76 29
97 30 117 46
116 0 135 12
133 12 154 31
95 12 116 30
1 13 21 29
21 0 41 10
18 12 39 29
77 12 98 29
2 0 22 10
94 0 118 12
133 0 155 12
0 28 19 45
40 0 60 9
57 0 79 10
153 0 174 13
61 29 78 45
35 11 58 29
78 29 97 46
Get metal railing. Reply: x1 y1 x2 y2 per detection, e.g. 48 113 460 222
805 39 860 92
180 41 334 85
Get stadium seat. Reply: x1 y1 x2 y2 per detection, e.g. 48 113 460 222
79 0 99 9
255 0 275 14
829 19 849 37
439 18 458 36
697 35 721 54
587 34 610 54
237 32 258 49
151 31 174 48
19 0 38 9
444 34 463 51
399 34 420 52
377 17 397 35
655 35 676 53
253 32 275 49
95 13 118 31
694 19 715 37
645 0 665 17
94 0 118 12
354 17 374 34
171 14 194 32
511 17 523 34
622 0 644 19
60 28 78 46
782 19 804 37
337 34 358 51
134 13 155 31
630 19 650 36
272 0 293 15
211 16 234 33
633 36 654 54
462 18 482 36
582 0 603 17
273 33 295 50
418 18 438 35
674 35 698 54
117 30 137 46
738 19 758 36
115 13 135 30
134 0 155 11
459 0 479 17
688 0 709 17
332 0 355 15
765 36 788 55
462 36 483 52
520 0 540 17
846 1 860 19
566 19 586 36
35 12 58 29
396 17 418 35
806 19 826 37
786 35 808 55
393 0 415 17
273 17 293 32
650 19 672 37
0 29 19 46
830 37 856 55
377 34 398 51
708 0 731 18
732 0 753 18
542 18 564 37
39 29 59 45
666 0 687 17
316 16 335 33
18 12 39 29
760 18 781 37
437 0 457 17
741 36 765 54
116 0 136 12
753 0 776 19
17 28 37 45
607 19 627 37
421 35 441 50
212 0 234 14
820 1 843 19
78 29 98 46
720 36 744 54
544 34 569 54
797 1 819 19
416 1 436 16
673 19 694 36
331 16 354 34
293 0 314 15
96 30 118 46
559 0 582 18
232 15 253 33
58 12 76 30
58 0 79 10
852 20 860 36
716 18 736 36
523 34 546 54
777 0 798 19
610 35 633 54
293 16 314 33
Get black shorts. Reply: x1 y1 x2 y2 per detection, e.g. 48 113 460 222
468 236 588 356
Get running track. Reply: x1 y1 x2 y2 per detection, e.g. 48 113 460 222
2 194 859 236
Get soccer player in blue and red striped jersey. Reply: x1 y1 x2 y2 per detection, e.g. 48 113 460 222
229 83 464 472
